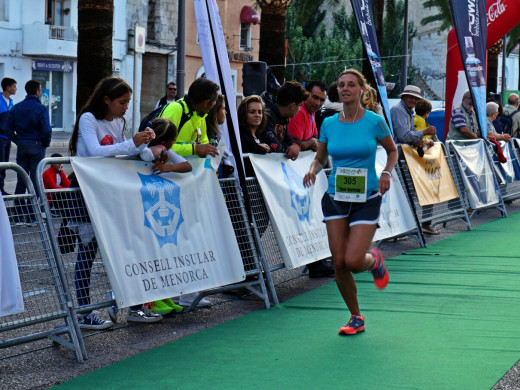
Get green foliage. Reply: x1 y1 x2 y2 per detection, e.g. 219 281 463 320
285 1 416 95
421 0 453 31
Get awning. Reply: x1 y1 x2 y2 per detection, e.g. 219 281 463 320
240 6 260 25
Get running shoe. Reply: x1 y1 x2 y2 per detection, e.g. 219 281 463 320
162 298 184 312
369 248 389 290
148 300 173 315
127 307 162 323
339 315 365 335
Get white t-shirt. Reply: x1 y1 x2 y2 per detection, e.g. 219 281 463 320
154 98 176 110
140 148 186 164
75 112 146 157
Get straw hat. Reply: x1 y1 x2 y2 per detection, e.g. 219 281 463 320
400 85 422 99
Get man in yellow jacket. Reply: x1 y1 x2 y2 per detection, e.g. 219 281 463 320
159 77 219 157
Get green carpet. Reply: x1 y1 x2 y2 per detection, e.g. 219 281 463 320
57 213 520 390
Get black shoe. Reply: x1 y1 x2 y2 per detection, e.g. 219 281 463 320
308 260 335 278
1 189 11 196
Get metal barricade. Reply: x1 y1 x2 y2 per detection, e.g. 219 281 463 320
36 157 276 316
36 158 116 333
447 140 507 218
0 162 84 363
397 143 471 231
489 139 520 203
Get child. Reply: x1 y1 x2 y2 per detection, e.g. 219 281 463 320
42 153 71 209
133 118 192 317
140 118 192 174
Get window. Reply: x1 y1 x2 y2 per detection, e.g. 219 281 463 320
46 0 65 26
239 23 251 51
0 0 8 21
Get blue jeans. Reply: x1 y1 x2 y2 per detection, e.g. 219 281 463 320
0 136 10 192
74 238 99 307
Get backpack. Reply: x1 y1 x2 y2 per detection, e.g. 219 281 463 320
494 109 519 135
138 101 192 133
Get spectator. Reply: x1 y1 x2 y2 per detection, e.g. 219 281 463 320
260 81 309 160
288 80 326 155
154 82 178 109
5 80 52 224
205 94 234 178
414 98 438 147
391 85 436 146
42 153 71 208
159 77 219 159
287 80 333 278
0 77 17 195
316 82 342 132
447 91 480 140
238 95 270 177
362 85 383 117
414 98 439 235
503 93 520 138
69 76 158 329
486 101 511 142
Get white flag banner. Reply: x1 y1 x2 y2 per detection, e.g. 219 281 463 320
449 140 500 209
194 0 243 170
248 152 331 269
70 156 245 308
373 147 418 241
0 196 24 317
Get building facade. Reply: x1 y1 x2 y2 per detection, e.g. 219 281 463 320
0 0 260 132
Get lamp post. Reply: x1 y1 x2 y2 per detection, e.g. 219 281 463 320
400 0 409 90
176 0 186 98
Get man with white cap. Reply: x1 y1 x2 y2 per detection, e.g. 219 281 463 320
391 85 437 146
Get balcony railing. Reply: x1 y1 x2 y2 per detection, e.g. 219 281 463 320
49 25 76 41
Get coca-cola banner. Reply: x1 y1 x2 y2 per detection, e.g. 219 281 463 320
350 0 393 135
449 0 488 138
444 0 520 138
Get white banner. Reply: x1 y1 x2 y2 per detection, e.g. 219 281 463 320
0 196 24 317
194 0 243 171
70 156 245 308
248 152 331 269
449 140 500 209
373 147 418 241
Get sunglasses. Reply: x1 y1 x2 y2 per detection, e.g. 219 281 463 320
168 87 177 91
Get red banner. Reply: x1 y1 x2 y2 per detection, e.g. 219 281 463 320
444 0 520 138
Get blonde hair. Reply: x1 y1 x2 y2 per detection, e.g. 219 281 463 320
337 69 367 89
361 85 379 113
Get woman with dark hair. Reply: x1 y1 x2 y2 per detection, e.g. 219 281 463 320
68 77 157 329
69 77 152 157
304 69 397 336
238 95 269 155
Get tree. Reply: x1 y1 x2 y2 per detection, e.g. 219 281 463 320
255 0 292 84
420 0 452 32
290 0 341 37
77 0 114 112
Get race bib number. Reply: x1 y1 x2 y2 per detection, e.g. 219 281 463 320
334 167 367 202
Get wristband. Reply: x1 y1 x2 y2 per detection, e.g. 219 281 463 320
193 144 197 155
381 170 392 177
292 142 302 151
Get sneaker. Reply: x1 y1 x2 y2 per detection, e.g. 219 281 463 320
148 300 173 315
162 298 183 312
107 305 119 323
24 218 38 227
308 259 335 278
369 248 389 290
422 225 439 235
77 313 114 330
179 292 212 308
339 315 365 335
127 307 163 323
